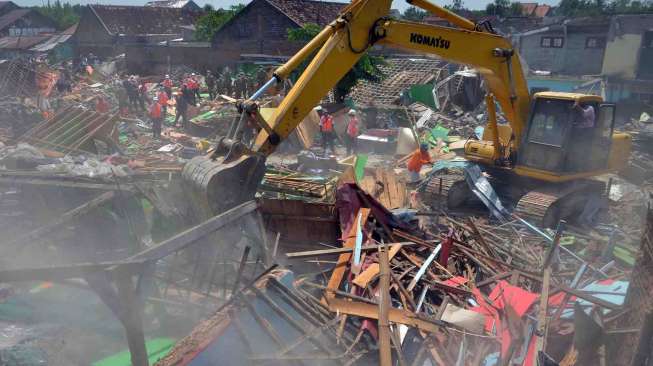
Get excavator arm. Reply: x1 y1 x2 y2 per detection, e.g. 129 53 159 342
253 0 531 156
184 0 533 215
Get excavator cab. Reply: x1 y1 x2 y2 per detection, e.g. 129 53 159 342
516 93 617 179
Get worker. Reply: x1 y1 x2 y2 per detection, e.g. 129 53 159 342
137 82 148 112
157 87 169 118
235 73 248 99
174 90 189 129
345 109 360 155
317 106 335 154
407 143 432 183
150 96 163 139
573 101 596 128
256 67 268 89
220 66 233 96
95 95 109 114
162 74 173 99
206 70 216 100
123 77 138 114
114 85 129 117
189 73 201 104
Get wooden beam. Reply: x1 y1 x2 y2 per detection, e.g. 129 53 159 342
378 244 392 366
3 191 116 253
325 208 371 299
123 200 258 263
326 298 443 334
286 242 415 259
0 176 135 191
0 260 145 282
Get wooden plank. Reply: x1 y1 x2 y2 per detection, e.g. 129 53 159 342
3 191 115 253
378 244 392 366
286 242 415 258
0 260 145 282
352 243 402 288
123 200 258 263
326 298 442 333
325 208 371 299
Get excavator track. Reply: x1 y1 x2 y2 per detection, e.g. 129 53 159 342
514 190 561 228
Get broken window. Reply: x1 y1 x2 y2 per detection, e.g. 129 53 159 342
585 37 605 49
540 36 564 48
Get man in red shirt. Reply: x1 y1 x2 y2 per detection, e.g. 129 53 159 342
316 106 335 154
149 96 163 138
162 74 173 99
157 87 169 118
345 109 359 155
407 143 432 183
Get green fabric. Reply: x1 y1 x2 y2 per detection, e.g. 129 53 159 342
191 111 216 122
613 245 636 266
429 125 450 142
92 338 175 366
409 84 437 109
354 154 368 183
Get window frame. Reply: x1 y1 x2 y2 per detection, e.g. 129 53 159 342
541 36 564 48
585 37 605 49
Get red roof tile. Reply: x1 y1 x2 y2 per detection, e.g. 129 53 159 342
265 0 345 27
90 4 202 36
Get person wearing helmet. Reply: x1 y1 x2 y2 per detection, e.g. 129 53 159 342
150 96 163 138
407 143 432 183
345 109 360 155
317 106 335 155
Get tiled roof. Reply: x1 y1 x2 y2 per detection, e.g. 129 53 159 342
0 9 30 31
519 2 538 16
265 0 345 27
89 4 202 36
534 5 551 17
349 58 448 106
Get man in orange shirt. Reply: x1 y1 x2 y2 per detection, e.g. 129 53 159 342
317 106 335 154
407 143 432 183
162 74 173 99
157 87 169 118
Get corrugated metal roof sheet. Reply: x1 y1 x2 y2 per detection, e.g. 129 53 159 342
29 33 71 52
0 35 48 50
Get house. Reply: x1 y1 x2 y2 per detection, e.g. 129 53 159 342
0 8 57 37
600 14 653 103
74 4 203 58
515 17 610 76
0 24 77 61
144 0 202 12
212 0 346 57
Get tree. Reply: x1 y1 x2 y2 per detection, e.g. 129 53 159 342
194 4 245 42
32 0 82 29
485 0 523 16
403 6 428 21
287 23 385 102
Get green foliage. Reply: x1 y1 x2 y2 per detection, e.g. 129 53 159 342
403 6 428 21
32 0 82 30
444 0 467 14
286 23 385 102
555 0 652 16
485 0 523 16
194 4 245 42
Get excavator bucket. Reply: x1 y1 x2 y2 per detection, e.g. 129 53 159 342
182 154 266 215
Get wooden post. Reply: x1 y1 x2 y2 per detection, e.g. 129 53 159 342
378 243 392 366
114 270 149 366
533 220 565 364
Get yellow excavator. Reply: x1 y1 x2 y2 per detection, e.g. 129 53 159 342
182 0 632 227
